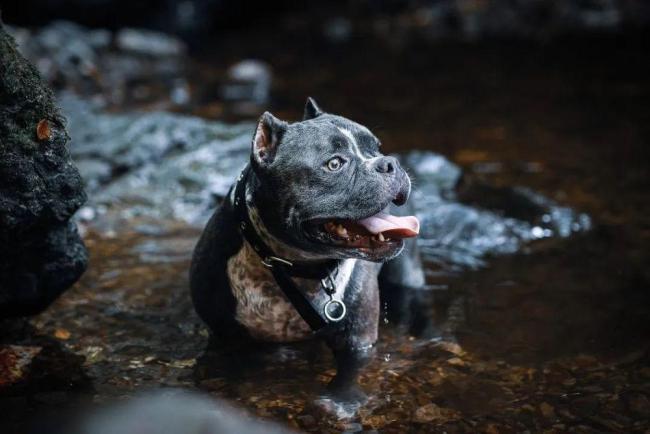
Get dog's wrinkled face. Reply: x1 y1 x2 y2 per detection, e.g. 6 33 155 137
250 98 419 262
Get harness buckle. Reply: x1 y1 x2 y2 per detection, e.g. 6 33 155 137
320 275 336 294
261 256 294 268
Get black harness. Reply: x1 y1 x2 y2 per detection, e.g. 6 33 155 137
233 166 347 334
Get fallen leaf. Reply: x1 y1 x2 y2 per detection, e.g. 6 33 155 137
36 119 51 141
54 328 71 340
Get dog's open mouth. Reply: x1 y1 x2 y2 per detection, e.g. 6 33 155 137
308 212 420 250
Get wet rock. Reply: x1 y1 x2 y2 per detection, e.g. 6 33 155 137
77 390 296 434
0 22 88 318
223 60 272 102
115 28 187 57
62 93 235 176
402 150 461 196
221 60 272 115
59 93 253 225
408 152 591 271
7 21 187 106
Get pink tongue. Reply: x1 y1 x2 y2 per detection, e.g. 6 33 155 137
357 212 420 238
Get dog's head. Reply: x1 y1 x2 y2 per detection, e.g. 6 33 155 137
248 98 419 262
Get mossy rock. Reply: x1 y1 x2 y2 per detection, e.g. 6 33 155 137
0 20 88 317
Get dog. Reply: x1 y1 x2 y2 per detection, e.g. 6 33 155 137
190 98 423 397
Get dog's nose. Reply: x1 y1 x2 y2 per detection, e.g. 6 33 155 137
374 156 399 174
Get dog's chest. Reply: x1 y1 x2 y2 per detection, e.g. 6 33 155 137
226 243 355 342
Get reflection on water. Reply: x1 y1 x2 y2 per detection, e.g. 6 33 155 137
2 31 650 434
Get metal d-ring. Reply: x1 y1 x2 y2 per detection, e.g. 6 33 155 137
323 298 347 322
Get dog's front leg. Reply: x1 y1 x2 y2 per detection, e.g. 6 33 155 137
326 343 375 402
324 279 380 401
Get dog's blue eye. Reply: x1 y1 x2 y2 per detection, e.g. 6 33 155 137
326 157 344 171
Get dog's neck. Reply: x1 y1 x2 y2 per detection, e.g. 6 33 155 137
230 174 330 264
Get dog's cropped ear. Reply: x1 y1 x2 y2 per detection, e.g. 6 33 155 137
251 111 288 167
303 97 324 120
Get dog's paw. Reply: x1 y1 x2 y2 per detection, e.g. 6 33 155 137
313 390 365 419
326 380 368 404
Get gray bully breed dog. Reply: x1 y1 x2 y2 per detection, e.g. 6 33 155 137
190 98 423 399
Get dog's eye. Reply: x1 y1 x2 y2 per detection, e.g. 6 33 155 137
326 157 344 172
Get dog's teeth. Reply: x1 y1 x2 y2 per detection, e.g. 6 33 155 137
378 233 385 242
336 225 348 238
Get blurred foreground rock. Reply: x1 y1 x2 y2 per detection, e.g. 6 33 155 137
76 390 296 434
0 22 87 317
